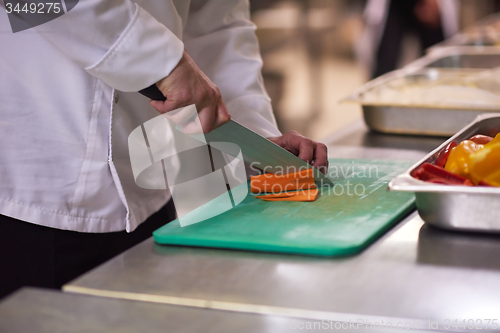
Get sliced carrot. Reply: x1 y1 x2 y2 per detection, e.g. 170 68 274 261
255 190 309 199
256 189 319 202
250 169 316 194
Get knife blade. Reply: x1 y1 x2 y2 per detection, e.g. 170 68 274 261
139 85 332 186
205 120 332 185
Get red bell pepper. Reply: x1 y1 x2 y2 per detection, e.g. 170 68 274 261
469 134 494 145
434 141 457 167
478 179 494 187
412 163 473 186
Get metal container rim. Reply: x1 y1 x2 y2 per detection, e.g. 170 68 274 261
389 113 500 194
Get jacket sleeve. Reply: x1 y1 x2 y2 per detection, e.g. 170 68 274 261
36 0 184 92
184 0 281 138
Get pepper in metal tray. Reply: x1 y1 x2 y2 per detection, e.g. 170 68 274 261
389 114 500 233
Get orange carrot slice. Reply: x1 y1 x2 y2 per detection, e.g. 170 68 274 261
256 189 319 202
250 169 316 194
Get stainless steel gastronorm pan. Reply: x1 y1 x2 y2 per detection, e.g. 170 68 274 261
409 46 500 69
344 68 500 136
389 113 500 233
463 12 500 35
427 13 500 52
427 34 500 52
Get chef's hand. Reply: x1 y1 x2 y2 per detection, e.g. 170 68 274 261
269 131 329 174
150 50 231 133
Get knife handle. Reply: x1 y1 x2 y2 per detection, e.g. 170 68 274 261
139 84 167 101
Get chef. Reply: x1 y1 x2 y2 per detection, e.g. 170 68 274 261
356 0 458 78
0 0 328 298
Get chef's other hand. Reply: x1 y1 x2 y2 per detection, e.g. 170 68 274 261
269 131 329 174
150 50 231 133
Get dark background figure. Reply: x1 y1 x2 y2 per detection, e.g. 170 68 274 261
372 0 444 78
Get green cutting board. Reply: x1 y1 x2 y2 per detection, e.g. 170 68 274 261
153 159 415 256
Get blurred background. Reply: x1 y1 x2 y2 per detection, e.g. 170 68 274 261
250 0 500 141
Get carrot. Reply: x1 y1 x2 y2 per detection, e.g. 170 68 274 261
256 189 319 202
250 169 316 194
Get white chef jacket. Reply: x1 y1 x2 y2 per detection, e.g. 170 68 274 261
0 0 281 233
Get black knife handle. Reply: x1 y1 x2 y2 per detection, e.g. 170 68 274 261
139 84 167 101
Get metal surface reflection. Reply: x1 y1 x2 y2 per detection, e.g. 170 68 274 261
418 224 500 271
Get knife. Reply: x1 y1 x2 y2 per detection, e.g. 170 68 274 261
139 85 332 186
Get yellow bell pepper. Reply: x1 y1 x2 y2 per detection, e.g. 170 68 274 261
469 142 500 186
444 140 484 180
485 133 500 147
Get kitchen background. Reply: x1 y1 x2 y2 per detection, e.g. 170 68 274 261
250 0 500 140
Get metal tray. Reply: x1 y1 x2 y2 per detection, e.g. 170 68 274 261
427 34 500 53
344 68 500 136
427 12 500 52
389 113 500 233
463 12 500 35
410 46 500 69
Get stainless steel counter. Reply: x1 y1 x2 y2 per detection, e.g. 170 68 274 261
3 288 398 333
64 121 500 328
323 120 445 159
